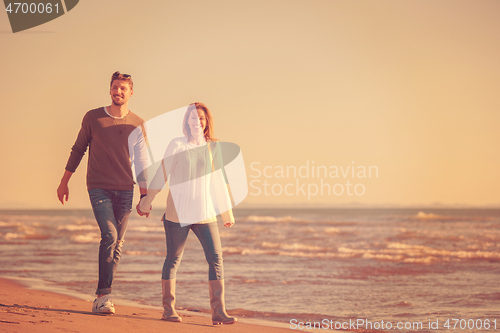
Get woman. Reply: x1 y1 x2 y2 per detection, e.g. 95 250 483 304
138 102 237 325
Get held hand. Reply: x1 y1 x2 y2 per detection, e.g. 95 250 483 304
57 183 69 205
136 203 151 217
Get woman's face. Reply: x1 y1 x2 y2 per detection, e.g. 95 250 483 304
188 108 207 136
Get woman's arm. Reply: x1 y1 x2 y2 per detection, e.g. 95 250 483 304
209 142 235 227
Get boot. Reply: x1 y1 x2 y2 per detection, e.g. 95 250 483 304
161 279 182 322
209 279 237 325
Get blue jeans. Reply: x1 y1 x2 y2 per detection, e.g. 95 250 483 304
89 188 133 295
162 216 224 281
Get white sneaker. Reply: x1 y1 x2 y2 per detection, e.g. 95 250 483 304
92 295 115 314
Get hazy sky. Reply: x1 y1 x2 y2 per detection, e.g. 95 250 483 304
1 0 499 209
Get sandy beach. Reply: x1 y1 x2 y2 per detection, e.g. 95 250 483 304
0 278 293 333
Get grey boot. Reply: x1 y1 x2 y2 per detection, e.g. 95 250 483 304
209 279 237 325
161 279 182 322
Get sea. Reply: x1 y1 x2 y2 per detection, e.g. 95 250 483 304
1 208 500 332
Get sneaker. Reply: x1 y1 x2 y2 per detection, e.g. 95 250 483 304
92 295 115 314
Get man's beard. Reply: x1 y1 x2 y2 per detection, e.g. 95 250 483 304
113 98 125 106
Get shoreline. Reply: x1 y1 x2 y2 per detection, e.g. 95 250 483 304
0 277 292 332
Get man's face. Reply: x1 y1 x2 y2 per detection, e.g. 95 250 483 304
110 80 133 106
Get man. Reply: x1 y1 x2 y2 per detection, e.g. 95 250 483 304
56 71 148 314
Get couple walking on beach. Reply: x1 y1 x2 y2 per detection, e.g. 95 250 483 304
56 72 237 325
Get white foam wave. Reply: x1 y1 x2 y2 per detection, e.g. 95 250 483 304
415 212 442 219
411 211 494 222
262 241 324 251
4 232 20 240
70 233 100 243
278 251 338 258
222 247 278 255
386 242 500 259
128 226 164 232
0 221 21 227
124 250 163 256
243 215 301 223
58 225 96 231
224 242 500 262
324 227 340 234
344 243 500 262
403 257 438 264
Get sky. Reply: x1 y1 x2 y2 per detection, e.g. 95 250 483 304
0 0 499 209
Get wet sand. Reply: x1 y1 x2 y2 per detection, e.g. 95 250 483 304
0 278 293 333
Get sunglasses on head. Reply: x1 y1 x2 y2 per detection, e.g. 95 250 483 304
113 73 131 78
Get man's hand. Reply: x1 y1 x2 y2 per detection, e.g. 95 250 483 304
136 196 152 217
57 183 69 205
57 170 73 205
136 203 150 217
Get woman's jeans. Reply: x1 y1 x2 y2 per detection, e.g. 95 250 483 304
162 217 224 281
89 188 133 295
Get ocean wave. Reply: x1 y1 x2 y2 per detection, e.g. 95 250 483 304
242 215 302 223
70 233 100 243
24 233 51 240
128 226 164 232
414 212 446 220
412 211 496 222
222 247 279 255
474 292 500 301
4 232 20 240
261 241 325 251
340 243 500 262
57 225 96 231
223 242 500 263
277 251 338 258
387 242 500 260
224 246 341 258
0 221 21 227
402 257 438 264
124 250 163 256
2 228 50 240
324 227 340 234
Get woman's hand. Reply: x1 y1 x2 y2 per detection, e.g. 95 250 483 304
221 209 235 227
136 197 152 217
224 221 235 228
136 203 150 217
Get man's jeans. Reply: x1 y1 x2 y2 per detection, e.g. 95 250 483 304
89 188 133 295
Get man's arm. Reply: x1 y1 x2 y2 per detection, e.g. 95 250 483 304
57 170 73 205
57 112 91 205
135 124 149 196
137 139 180 216
129 123 149 216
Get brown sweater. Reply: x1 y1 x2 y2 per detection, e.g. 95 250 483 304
65 107 145 191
